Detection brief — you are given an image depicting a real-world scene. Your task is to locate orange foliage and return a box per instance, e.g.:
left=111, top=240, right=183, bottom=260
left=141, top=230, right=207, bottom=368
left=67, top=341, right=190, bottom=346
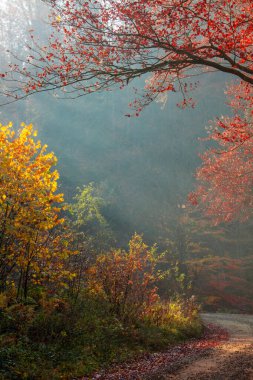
left=87, top=233, right=163, bottom=322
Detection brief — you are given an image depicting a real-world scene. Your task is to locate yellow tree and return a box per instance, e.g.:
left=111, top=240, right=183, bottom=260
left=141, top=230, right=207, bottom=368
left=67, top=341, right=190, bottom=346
left=0, top=122, right=76, bottom=299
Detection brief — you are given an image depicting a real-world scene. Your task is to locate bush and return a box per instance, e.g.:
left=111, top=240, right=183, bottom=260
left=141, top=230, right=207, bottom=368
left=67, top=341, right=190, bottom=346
left=143, top=296, right=202, bottom=337
left=0, top=293, right=143, bottom=379
left=87, top=233, right=164, bottom=322
left=0, top=289, right=202, bottom=379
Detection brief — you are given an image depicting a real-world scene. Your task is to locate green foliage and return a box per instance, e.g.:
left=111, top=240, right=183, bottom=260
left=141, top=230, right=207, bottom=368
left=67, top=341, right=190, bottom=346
left=71, top=183, right=107, bottom=227
left=0, top=291, right=201, bottom=380
left=67, top=183, right=115, bottom=297
left=70, top=182, right=114, bottom=253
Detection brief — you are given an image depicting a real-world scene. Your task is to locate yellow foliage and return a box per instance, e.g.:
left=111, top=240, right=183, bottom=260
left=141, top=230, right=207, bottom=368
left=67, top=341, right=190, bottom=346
left=145, top=296, right=200, bottom=329
left=0, top=122, right=76, bottom=298
left=0, top=293, right=8, bottom=308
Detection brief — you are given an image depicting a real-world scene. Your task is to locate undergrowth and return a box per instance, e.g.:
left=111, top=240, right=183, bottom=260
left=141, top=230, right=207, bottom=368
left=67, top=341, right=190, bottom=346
left=0, top=292, right=202, bottom=380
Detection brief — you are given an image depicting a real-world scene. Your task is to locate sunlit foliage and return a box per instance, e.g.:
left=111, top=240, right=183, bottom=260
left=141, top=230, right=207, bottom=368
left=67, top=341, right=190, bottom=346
left=0, top=122, right=76, bottom=299
left=88, top=233, right=164, bottom=322
left=190, top=82, right=253, bottom=223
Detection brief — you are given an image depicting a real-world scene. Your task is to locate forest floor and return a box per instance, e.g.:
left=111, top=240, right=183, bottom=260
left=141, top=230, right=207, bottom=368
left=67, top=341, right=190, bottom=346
left=82, top=313, right=253, bottom=380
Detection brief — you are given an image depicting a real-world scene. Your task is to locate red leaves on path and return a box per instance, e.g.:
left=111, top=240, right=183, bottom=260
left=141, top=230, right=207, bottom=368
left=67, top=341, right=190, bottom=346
left=81, top=324, right=228, bottom=380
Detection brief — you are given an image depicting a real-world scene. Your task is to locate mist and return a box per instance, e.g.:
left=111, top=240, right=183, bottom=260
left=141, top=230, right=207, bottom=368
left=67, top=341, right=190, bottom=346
left=0, top=0, right=252, bottom=313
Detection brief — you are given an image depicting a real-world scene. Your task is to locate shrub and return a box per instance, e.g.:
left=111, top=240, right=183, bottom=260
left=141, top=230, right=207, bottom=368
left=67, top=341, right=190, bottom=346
left=143, top=296, right=202, bottom=337
left=87, top=233, right=164, bottom=322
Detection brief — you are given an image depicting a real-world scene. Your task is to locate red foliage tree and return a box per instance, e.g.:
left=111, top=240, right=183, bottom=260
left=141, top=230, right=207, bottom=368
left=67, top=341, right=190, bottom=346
left=189, top=82, right=253, bottom=224
left=1, top=0, right=252, bottom=222
left=1, top=0, right=252, bottom=108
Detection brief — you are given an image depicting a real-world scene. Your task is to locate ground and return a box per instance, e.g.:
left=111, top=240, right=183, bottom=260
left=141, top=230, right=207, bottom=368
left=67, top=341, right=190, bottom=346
left=166, top=313, right=253, bottom=380
left=82, top=313, right=253, bottom=379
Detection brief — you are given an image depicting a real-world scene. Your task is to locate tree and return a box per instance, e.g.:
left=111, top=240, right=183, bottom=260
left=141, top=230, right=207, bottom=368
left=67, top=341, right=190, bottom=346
left=70, top=183, right=113, bottom=250
left=0, top=122, right=76, bottom=299
left=188, top=255, right=253, bottom=313
left=0, top=0, right=252, bottom=108
left=189, top=82, right=253, bottom=224
left=67, top=183, right=114, bottom=296
left=0, top=0, right=252, bottom=222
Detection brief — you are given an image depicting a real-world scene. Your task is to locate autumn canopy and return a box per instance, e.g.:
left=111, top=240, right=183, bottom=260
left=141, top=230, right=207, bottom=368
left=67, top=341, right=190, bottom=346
left=0, top=0, right=252, bottom=223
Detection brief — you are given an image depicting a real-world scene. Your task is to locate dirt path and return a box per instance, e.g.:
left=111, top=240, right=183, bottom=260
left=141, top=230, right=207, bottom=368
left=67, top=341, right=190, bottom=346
left=165, top=313, right=253, bottom=380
